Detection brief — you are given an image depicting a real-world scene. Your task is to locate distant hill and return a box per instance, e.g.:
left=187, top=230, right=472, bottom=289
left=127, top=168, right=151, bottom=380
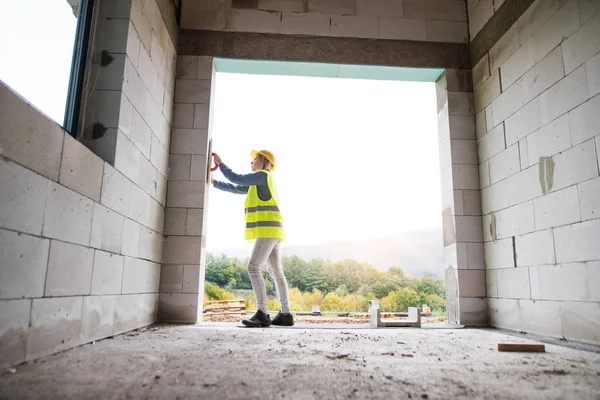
left=207, top=227, right=446, bottom=278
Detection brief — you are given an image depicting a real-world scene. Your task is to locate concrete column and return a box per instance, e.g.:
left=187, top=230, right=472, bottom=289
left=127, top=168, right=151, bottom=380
left=436, top=70, right=487, bottom=326
left=158, top=56, right=214, bottom=323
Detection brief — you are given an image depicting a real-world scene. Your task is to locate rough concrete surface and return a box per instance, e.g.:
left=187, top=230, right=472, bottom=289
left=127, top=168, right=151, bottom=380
left=1, top=324, right=600, bottom=399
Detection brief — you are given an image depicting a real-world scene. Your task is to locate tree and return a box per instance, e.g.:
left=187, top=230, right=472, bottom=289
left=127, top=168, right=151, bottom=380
left=321, top=292, right=341, bottom=311
left=395, top=287, right=420, bottom=312
left=380, top=292, right=398, bottom=312
left=370, top=279, right=399, bottom=299
left=417, top=276, right=446, bottom=299
left=423, top=294, right=446, bottom=313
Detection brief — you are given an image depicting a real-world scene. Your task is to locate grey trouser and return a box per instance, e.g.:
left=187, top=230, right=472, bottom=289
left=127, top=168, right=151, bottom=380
left=247, top=238, right=291, bottom=314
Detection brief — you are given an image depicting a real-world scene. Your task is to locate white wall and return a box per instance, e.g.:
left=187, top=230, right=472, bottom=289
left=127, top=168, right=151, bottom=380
left=472, top=0, right=600, bottom=344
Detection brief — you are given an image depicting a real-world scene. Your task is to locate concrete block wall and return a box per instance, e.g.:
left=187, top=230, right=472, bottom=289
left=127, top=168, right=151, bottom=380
left=437, top=70, right=487, bottom=326
left=0, top=0, right=177, bottom=368
left=467, top=0, right=505, bottom=38
left=158, top=56, right=213, bottom=323
left=471, top=0, right=600, bottom=344
left=181, top=0, right=469, bottom=43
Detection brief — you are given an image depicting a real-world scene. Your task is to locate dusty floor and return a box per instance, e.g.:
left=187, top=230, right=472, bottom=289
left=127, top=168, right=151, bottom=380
left=1, top=324, right=600, bottom=399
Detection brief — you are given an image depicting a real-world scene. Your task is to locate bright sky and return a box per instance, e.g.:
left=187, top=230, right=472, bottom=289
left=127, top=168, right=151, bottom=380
left=207, top=73, right=442, bottom=252
left=0, top=0, right=77, bottom=124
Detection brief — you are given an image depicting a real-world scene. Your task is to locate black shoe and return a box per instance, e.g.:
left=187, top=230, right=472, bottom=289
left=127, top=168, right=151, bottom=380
left=242, top=310, right=271, bottom=327
left=271, top=311, right=294, bottom=326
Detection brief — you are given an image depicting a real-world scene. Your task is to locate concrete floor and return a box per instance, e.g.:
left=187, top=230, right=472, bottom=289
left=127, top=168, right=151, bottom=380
left=1, top=324, right=600, bottom=399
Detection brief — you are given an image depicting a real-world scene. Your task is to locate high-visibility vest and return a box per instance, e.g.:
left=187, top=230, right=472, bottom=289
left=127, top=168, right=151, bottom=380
left=244, top=170, right=285, bottom=241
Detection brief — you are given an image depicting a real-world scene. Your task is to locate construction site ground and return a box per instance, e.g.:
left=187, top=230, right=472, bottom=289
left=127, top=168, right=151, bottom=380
left=1, top=324, right=599, bottom=399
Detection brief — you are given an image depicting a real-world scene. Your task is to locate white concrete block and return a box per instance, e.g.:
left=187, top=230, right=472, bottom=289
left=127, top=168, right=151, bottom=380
left=0, top=158, right=49, bottom=236
left=479, top=160, right=491, bottom=188
left=0, top=83, right=64, bottom=182
left=356, top=0, right=402, bottom=16
left=404, top=0, right=467, bottom=22
left=100, top=163, right=131, bottom=216
left=0, top=299, right=30, bottom=367
left=170, top=129, right=209, bottom=155
left=147, top=198, right=164, bottom=234
left=518, top=299, right=563, bottom=338
left=183, top=264, right=201, bottom=293
left=59, top=135, right=104, bottom=203
left=585, top=52, right=600, bottom=97
left=160, top=264, right=183, bottom=293
left=139, top=293, right=159, bottom=325
left=455, top=216, right=483, bottom=242
left=452, top=165, right=480, bottom=190
left=467, top=242, right=485, bottom=269
left=561, top=301, right=600, bottom=344
left=485, top=105, right=495, bottom=132
left=194, top=104, right=210, bottom=130
left=281, top=12, right=330, bottom=36
left=378, top=17, right=426, bottom=41
left=500, top=39, right=536, bottom=91
left=483, top=165, right=542, bottom=213
left=449, top=115, right=476, bottom=141
left=484, top=238, right=514, bottom=269
left=123, top=58, right=145, bottom=111
left=540, top=66, right=590, bottom=125
left=515, top=229, right=556, bottom=267
left=131, top=0, right=152, bottom=52
left=486, top=269, right=498, bottom=297
left=90, top=203, right=124, bottom=253
left=174, top=79, right=211, bottom=104
left=172, top=103, right=194, bottom=129
left=150, top=134, right=169, bottom=177
left=578, top=176, right=600, bottom=221
left=475, top=110, right=486, bottom=139
left=259, top=0, right=303, bottom=12
left=493, top=201, right=536, bottom=239
left=45, top=241, right=94, bottom=297
left=462, top=190, right=482, bottom=216
left=176, top=56, right=197, bottom=79
left=180, top=0, right=230, bottom=30
left=43, top=182, right=94, bottom=246
left=527, top=114, right=572, bottom=166
left=167, top=181, right=206, bottom=208
left=144, top=0, right=164, bottom=45
left=457, top=269, right=486, bottom=297
left=496, top=267, right=531, bottom=299
left=438, top=116, right=450, bottom=147
left=157, top=172, right=167, bottom=206
left=488, top=298, right=520, bottom=331
left=162, top=236, right=203, bottom=265
left=190, top=154, right=209, bottom=181
left=555, top=218, right=600, bottom=262
left=113, top=294, right=141, bottom=334
left=505, top=98, right=542, bottom=146
left=489, top=143, right=520, bottom=184
left=561, top=10, right=600, bottom=74
left=448, top=92, right=475, bottom=116
left=531, top=0, right=580, bottom=63
left=164, top=208, right=187, bottom=236
left=128, top=184, right=152, bottom=227
left=491, top=79, right=525, bottom=126
left=0, top=229, right=49, bottom=299
left=426, top=20, right=468, bottom=43
left=536, top=184, right=582, bottom=230
left=468, top=0, right=493, bottom=37
left=530, top=262, right=600, bottom=302
left=27, top=297, right=83, bottom=361
left=307, top=0, right=354, bottom=14
left=474, top=70, right=501, bottom=114
left=138, top=227, right=162, bottom=263
left=551, top=139, right=598, bottom=192
left=473, top=55, right=490, bottom=91
left=91, top=250, right=124, bottom=295
left=231, top=9, right=282, bottom=34
left=168, top=154, right=191, bottom=181
left=158, top=293, right=199, bottom=323
left=119, top=93, right=134, bottom=139
left=122, top=257, right=160, bottom=294
left=81, top=295, right=116, bottom=342
left=130, top=108, right=153, bottom=160
left=331, top=15, right=378, bottom=38
left=489, top=24, right=520, bottom=72
left=439, top=140, right=451, bottom=170
left=186, top=209, right=206, bottom=236
left=126, top=22, right=141, bottom=69
left=121, top=218, right=141, bottom=257
left=569, top=94, right=600, bottom=146
left=518, top=0, right=562, bottom=43
left=522, top=46, right=566, bottom=102
left=519, top=139, right=529, bottom=169
left=458, top=297, right=488, bottom=326
left=494, top=0, right=506, bottom=10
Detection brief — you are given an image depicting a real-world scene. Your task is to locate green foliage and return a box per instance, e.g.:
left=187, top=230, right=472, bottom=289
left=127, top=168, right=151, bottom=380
left=203, top=252, right=446, bottom=313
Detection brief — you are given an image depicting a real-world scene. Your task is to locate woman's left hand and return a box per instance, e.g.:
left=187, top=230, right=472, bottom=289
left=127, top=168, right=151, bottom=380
left=213, top=154, right=222, bottom=166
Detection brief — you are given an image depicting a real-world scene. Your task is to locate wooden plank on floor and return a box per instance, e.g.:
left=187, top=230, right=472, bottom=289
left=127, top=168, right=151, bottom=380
left=497, top=343, right=546, bottom=352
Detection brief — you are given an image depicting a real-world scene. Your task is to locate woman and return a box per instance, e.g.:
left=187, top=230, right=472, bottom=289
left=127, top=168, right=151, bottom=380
left=211, top=150, right=294, bottom=327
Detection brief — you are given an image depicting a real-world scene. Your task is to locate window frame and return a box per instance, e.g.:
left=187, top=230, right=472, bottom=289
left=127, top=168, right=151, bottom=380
left=63, top=0, right=95, bottom=138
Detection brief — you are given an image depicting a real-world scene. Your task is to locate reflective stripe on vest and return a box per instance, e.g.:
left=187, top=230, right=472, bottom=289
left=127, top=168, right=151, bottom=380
left=243, top=170, right=285, bottom=241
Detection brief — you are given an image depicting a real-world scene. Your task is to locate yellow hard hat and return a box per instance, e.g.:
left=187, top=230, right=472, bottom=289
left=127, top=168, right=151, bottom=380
left=251, top=149, right=276, bottom=170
